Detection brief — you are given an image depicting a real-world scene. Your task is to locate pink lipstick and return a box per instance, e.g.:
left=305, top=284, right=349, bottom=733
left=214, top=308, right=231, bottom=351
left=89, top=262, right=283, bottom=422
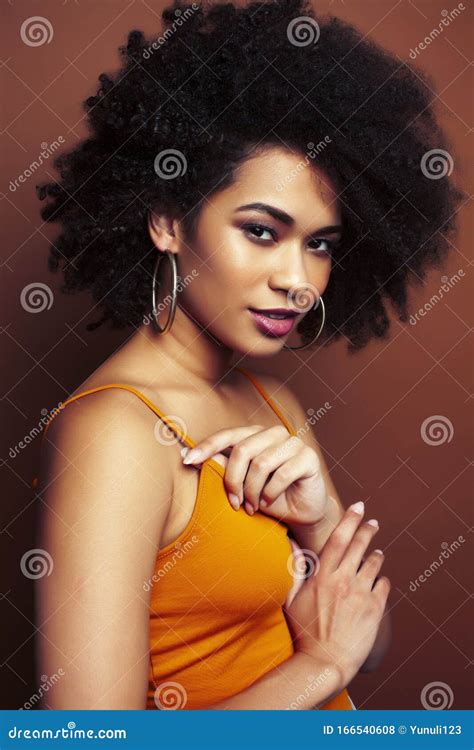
left=248, top=307, right=299, bottom=337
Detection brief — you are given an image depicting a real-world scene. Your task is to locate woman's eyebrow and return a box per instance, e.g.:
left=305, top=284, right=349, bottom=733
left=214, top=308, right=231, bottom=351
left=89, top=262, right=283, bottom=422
left=235, top=202, right=342, bottom=236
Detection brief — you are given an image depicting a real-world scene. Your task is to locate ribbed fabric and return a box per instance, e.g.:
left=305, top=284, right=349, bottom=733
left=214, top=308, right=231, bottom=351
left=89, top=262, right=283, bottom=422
left=32, top=367, right=354, bottom=711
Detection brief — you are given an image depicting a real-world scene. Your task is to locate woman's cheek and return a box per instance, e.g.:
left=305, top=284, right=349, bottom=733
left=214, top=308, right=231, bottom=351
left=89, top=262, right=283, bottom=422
left=284, top=537, right=307, bottom=608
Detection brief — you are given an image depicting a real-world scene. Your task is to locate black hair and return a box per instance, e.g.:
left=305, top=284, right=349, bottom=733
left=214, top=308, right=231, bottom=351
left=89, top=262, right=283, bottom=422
left=36, top=0, right=466, bottom=352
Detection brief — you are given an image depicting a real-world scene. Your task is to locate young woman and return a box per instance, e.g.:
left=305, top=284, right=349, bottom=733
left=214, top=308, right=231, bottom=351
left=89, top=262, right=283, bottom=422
left=33, top=0, right=463, bottom=709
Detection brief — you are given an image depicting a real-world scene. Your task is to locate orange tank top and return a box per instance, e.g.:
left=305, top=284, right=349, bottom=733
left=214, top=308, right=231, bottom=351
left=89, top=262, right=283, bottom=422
left=32, top=367, right=355, bottom=711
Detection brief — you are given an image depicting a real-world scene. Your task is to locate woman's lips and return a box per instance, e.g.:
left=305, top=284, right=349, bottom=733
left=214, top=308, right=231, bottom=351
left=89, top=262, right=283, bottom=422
left=248, top=309, right=298, bottom=337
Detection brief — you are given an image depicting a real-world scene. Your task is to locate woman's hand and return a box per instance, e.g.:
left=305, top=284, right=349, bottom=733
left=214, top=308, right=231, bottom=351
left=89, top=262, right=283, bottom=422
left=284, top=501, right=391, bottom=688
left=182, top=424, right=329, bottom=525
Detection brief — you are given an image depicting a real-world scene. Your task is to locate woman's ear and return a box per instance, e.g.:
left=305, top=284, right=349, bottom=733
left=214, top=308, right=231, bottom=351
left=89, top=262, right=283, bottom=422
left=148, top=211, right=180, bottom=254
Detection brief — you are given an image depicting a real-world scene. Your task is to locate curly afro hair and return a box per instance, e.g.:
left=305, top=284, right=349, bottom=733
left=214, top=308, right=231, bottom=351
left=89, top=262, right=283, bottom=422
left=37, top=0, right=466, bottom=352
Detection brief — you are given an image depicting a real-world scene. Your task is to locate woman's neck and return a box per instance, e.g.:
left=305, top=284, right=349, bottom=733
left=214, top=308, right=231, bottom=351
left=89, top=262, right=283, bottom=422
left=117, top=310, right=237, bottom=391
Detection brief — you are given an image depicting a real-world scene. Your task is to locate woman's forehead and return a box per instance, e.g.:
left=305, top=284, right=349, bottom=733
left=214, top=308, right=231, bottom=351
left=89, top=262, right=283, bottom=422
left=210, top=147, right=341, bottom=224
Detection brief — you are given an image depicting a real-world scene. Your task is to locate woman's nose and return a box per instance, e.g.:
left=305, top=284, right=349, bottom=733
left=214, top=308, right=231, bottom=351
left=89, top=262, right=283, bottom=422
left=268, top=243, right=312, bottom=295
left=268, top=242, right=330, bottom=300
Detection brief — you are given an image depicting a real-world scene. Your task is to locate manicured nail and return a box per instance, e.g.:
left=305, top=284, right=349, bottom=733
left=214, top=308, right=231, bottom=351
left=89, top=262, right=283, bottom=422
left=183, top=448, right=202, bottom=464
left=366, top=519, right=379, bottom=527
left=349, top=501, right=364, bottom=515
left=228, top=493, right=240, bottom=511
left=244, top=501, right=254, bottom=515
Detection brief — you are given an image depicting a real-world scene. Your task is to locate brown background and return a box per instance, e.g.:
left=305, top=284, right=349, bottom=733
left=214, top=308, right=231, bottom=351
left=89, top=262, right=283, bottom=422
left=1, top=0, right=472, bottom=710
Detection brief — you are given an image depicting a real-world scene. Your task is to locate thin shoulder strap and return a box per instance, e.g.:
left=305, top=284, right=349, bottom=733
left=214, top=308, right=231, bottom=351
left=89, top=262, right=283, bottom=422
left=40, top=383, right=196, bottom=448
left=31, top=383, right=203, bottom=490
left=235, top=367, right=296, bottom=436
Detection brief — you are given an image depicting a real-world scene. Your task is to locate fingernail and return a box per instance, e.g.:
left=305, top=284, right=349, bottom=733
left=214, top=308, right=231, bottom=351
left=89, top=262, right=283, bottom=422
left=349, top=501, right=365, bottom=515
left=228, top=493, right=240, bottom=511
left=183, top=448, right=202, bottom=464
left=259, top=499, right=268, bottom=508
left=366, top=519, right=379, bottom=527
left=374, top=549, right=384, bottom=555
left=244, top=501, right=254, bottom=515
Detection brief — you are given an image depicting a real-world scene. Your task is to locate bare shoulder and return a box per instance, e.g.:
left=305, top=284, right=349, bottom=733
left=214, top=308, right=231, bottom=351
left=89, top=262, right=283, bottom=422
left=40, top=383, right=177, bottom=516
left=43, top=381, right=173, bottom=462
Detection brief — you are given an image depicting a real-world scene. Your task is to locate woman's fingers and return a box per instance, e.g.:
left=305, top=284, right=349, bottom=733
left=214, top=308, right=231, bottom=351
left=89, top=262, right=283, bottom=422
left=182, top=424, right=292, bottom=513
left=372, top=575, right=391, bottom=609
left=182, top=424, right=319, bottom=518
left=224, top=425, right=289, bottom=511
left=258, top=445, right=320, bottom=507
left=319, top=501, right=366, bottom=574
left=182, top=425, right=263, bottom=464
left=338, top=518, right=380, bottom=576
left=241, top=435, right=302, bottom=510
left=357, top=548, right=385, bottom=591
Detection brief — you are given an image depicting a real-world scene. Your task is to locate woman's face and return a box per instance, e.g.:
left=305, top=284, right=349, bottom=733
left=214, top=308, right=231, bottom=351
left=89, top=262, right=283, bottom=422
left=153, top=145, right=342, bottom=356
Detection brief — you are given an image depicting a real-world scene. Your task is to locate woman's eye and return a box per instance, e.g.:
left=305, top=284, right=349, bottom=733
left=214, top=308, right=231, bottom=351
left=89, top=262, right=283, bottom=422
left=308, top=238, right=335, bottom=256
left=242, top=224, right=275, bottom=242
left=242, top=224, right=337, bottom=256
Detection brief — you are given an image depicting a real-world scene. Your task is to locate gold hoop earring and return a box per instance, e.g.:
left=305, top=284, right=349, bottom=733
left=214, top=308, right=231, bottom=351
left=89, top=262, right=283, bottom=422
left=151, top=250, right=177, bottom=334
left=282, top=295, right=326, bottom=351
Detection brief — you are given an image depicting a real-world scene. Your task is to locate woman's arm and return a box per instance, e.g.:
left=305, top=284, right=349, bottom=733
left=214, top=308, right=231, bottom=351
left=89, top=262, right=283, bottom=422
left=206, top=652, right=343, bottom=710
left=35, top=389, right=174, bottom=709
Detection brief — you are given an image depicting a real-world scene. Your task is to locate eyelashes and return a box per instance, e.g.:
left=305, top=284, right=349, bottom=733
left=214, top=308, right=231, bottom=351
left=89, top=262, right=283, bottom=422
left=241, top=223, right=338, bottom=256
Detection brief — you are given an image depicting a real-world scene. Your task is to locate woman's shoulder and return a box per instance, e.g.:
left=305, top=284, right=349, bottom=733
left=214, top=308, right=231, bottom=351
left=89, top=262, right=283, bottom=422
left=50, top=375, right=153, bottom=442
left=63, top=355, right=169, bottom=426
left=38, top=377, right=176, bottom=548
left=42, top=361, right=179, bottom=494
